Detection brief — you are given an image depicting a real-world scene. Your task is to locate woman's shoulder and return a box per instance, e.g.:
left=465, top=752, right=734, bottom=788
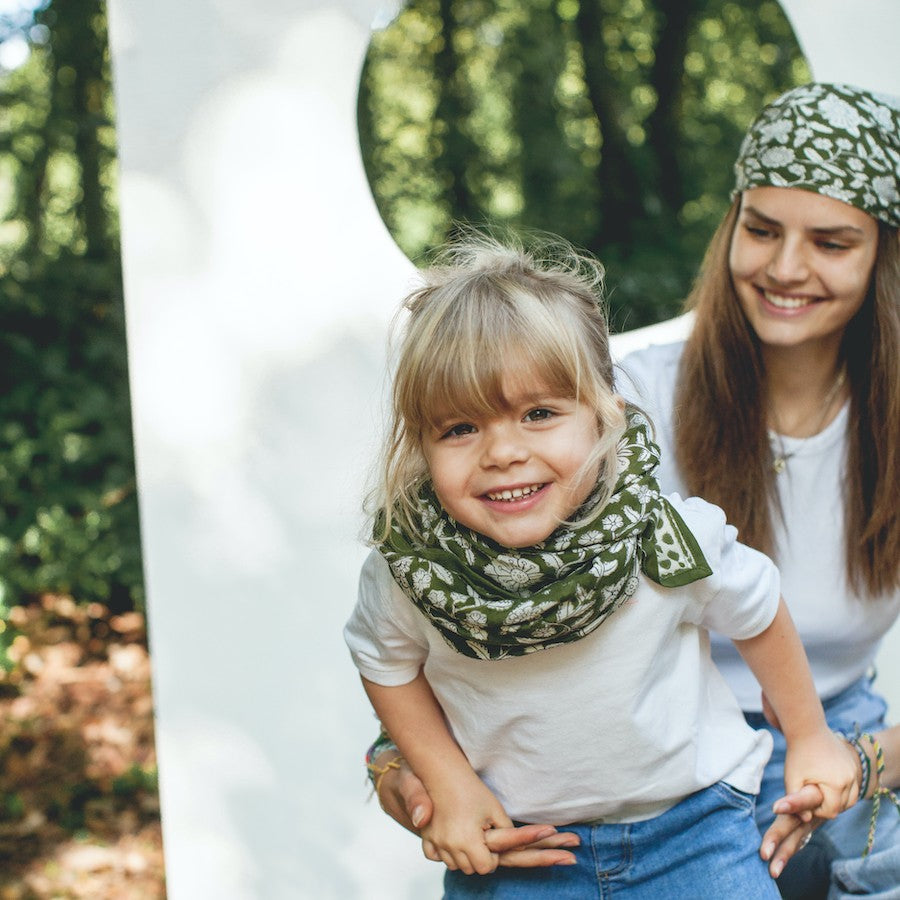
left=618, top=339, right=684, bottom=377
left=616, top=340, right=685, bottom=428
left=616, top=340, right=684, bottom=403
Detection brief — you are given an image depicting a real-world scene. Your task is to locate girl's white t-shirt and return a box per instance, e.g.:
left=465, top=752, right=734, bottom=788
left=617, top=340, right=900, bottom=711
left=345, top=494, right=778, bottom=825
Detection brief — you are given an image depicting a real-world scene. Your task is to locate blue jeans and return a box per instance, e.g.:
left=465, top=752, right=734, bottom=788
left=443, top=782, right=779, bottom=899
left=746, top=674, right=900, bottom=899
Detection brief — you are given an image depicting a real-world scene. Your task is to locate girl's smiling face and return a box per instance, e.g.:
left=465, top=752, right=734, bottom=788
left=421, top=368, right=602, bottom=548
left=729, top=187, right=878, bottom=355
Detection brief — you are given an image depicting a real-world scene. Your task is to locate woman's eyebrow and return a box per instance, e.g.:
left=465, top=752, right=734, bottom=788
left=808, top=224, right=867, bottom=237
left=742, top=205, right=780, bottom=226
left=743, top=204, right=866, bottom=237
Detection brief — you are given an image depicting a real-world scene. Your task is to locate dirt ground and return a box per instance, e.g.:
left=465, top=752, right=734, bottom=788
left=0, top=595, right=165, bottom=898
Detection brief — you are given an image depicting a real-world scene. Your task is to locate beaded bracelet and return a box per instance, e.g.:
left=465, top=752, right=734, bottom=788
left=858, top=732, right=900, bottom=858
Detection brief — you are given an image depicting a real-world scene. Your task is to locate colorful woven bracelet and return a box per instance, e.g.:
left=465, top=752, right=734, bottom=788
left=366, top=756, right=405, bottom=803
left=365, top=727, right=400, bottom=791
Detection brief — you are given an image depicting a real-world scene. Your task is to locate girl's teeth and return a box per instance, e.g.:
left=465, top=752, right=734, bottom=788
left=488, top=484, right=542, bottom=501
left=764, top=290, right=813, bottom=309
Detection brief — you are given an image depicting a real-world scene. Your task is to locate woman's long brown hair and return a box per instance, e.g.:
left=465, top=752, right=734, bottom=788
left=674, top=200, right=900, bottom=596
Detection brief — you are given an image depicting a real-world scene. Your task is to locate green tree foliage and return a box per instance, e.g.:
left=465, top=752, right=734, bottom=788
left=0, top=0, right=143, bottom=661
left=358, top=0, right=811, bottom=329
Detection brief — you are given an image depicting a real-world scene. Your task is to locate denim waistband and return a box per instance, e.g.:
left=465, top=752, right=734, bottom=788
left=821, top=670, right=875, bottom=708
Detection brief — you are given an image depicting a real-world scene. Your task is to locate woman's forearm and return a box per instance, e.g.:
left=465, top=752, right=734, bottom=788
left=872, top=724, right=900, bottom=792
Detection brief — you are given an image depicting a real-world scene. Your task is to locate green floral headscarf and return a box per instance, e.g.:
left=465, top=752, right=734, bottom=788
left=378, top=408, right=712, bottom=660
left=734, top=82, right=900, bottom=227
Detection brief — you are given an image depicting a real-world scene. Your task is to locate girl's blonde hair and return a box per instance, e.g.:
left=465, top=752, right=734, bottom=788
left=675, top=200, right=900, bottom=595
left=371, top=231, right=625, bottom=542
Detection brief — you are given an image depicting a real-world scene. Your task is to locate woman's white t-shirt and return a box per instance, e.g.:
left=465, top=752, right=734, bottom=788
left=617, top=340, right=900, bottom=711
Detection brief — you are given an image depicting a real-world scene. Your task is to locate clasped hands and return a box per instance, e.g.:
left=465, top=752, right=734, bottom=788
left=374, top=735, right=859, bottom=879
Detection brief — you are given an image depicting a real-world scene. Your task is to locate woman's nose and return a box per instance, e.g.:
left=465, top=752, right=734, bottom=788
left=766, top=237, right=809, bottom=284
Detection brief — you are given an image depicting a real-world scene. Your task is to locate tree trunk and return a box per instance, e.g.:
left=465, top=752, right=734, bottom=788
left=574, top=0, right=646, bottom=247
left=645, top=0, right=699, bottom=213
left=509, top=1, right=582, bottom=235
left=433, top=0, right=477, bottom=224
left=41, top=0, right=111, bottom=260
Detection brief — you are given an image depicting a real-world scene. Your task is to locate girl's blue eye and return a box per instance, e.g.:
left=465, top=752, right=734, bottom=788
left=524, top=408, right=553, bottom=422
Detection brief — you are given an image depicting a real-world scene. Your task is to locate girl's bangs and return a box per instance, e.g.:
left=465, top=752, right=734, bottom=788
left=411, top=332, right=582, bottom=432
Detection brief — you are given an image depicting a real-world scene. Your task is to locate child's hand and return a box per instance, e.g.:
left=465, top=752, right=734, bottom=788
left=783, top=729, right=860, bottom=820
left=419, top=770, right=513, bottom=875
left=760, top=784, right=823, bottom=878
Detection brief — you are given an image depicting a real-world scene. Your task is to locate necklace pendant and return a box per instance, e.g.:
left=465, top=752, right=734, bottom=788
left=772, top=456, right=788, bottom=474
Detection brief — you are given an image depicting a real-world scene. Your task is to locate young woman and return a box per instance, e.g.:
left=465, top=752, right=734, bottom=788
left=365, top=83, right=900, bottom=897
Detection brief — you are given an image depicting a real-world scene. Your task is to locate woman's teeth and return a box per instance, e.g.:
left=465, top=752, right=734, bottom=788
left=763, top=290, right=814, bottom=309
left=486, top=484, right=543, bottom=501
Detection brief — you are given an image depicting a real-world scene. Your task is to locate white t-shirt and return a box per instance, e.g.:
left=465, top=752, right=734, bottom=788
left=345, top=494, right=777, bottom=825
left=617, top=340, right=900, bottom=711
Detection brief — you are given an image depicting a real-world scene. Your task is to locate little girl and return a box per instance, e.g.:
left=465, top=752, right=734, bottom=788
left=344, top=234, right=858, bottom=897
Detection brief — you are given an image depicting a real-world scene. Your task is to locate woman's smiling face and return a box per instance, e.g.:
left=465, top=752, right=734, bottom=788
left=729, top=186, right=878, bottom=355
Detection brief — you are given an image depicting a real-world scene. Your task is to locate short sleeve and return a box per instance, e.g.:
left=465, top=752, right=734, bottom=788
left=343, top=550, right=428, bottom=687
left=674, top=494, right=781, bottom=640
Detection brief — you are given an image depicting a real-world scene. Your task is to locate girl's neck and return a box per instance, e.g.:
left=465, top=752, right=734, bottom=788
left=762, top=342, right=847, bottom=438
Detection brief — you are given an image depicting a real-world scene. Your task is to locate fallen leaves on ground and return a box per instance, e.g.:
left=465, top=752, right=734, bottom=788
left=0, top=594, right=165, bottom=898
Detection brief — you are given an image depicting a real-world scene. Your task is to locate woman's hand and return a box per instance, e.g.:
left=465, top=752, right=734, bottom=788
left=484, top=827, right=579, bottom=867
left=760, top=784, right=824, bottom=878
left=373, top=749, right=433, bottom=832
left=374, top=751, right=579, bottom=867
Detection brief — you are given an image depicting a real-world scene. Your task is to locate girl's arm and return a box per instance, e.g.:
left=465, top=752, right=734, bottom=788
left=732, top=598, right=860, bottom=821
left=369, top=746, right=579, bottom=865
left=362, top=671, right=513, bottom=875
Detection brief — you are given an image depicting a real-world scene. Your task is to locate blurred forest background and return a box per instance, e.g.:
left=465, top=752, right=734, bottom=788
left=0, top=0, right=140, bottom=660
left=1, top=1, right=162, bottom=895
left=359, top=0, right=809, bottom=329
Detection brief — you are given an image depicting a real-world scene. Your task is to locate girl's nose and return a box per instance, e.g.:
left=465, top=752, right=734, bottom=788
left=480, top=424, right=528, bottom=468
left=766, top=237, right=809, bottom=284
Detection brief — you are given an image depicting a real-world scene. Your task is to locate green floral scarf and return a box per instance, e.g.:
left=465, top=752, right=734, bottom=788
left=378, top=408, right=712, bottom=660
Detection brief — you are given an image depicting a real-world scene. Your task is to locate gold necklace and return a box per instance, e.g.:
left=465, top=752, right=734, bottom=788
left=771, top=369, right=847, bottom=475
